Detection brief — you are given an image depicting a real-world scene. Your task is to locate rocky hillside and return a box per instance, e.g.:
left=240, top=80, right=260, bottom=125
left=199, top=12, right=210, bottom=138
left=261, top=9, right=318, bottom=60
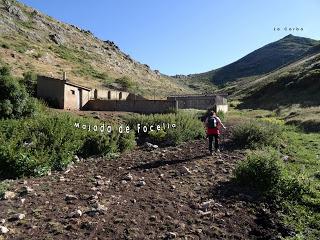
left=186, top=34, right=319, bottom=85
left=0, top=0, right=194, bottom=97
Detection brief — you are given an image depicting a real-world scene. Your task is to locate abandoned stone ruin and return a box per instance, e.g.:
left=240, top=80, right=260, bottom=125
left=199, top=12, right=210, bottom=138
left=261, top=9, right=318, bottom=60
left=37, top=74, right=228, bottom=114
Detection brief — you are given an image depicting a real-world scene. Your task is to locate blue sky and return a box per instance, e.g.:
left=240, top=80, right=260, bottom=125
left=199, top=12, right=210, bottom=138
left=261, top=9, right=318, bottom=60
left=19, top=0, right=320, bottom=75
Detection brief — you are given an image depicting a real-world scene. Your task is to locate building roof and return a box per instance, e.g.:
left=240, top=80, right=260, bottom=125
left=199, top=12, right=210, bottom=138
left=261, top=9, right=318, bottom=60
left=64, top=80, right=91, bottom=91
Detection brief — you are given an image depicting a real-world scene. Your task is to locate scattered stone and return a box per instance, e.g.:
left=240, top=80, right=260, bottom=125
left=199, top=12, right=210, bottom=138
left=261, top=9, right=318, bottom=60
left=65, top=194, right=78, bottom=201
left=181, top=166, right=192, bottom=175
left=74, top=155, right=80, bottom=162
left=144, top=142, right=158, bottom=150
left=0, top=225, right=9, bottom=234
left=20, top=186, right=34, bottom=195
left=3, top=191, right=16, bottom=200
left=149, top=215, right=157, bottom=221
left=122, top=173, right=133, bottom=181
left=21, top=198, right=25, bottom=204
left=8, top=213, right=25, bottom=222
left=198, top=210, right=212, bottom=216
left=68, top=210, right=82, bottom=218
left=121, top=180, right=127, bottom=184
left=165, top=232, right=177, bottom=239
left=49, top=33, right=65, bottom=45
left=59, top=176, right=66, bottom=182
left=282, top=155, right=289, bottom=162
left=95, top=175, right=103, bottom=180
left=0, top=219, right=5, bottom=224
left=135, top=180, right=146, bottom=187
left=96, top=180, right=105, bottom=186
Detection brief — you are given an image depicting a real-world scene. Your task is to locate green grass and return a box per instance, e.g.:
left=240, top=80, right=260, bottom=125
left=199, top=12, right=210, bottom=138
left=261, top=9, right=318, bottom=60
left=231, top=112, right=320, bottom=239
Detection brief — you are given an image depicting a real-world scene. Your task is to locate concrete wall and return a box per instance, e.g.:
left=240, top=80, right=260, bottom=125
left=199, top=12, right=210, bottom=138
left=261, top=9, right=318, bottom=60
left=94, top=89, right=130, bottom=100
left=37, top=76, right=65, bottom=108
left=167, top=95, right=228, bottom=111
left=80, top=89, right=91, bottom=109
left=216, top=104, right=228, bottom=113
left=64, top=84, right=80, bottom=110
left=167, top=96, right=215, bottom=110
left=84, top=99, right=177, bottom=114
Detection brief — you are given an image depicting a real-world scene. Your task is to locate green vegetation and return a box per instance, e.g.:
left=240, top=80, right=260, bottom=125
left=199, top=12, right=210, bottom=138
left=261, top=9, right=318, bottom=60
left=0, top=66, right=39, bottom=119
left=234, top=148, right=308, bottom=201
left=125, top=112, right=206, bottom=146
left=231, top=119, right=284, bottom=149
left=0, top=68, right=136, bottom=179
left=231, top=111, right=320, bottom=239
left=22, top=71, right=37, bottom=96
left=115, top=76, right=135, bottom=91
left=0, top=113, right=135, bottom=178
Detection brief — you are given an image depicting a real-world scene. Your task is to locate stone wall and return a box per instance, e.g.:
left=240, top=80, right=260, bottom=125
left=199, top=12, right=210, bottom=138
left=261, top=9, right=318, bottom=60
left=84, top=99, right=177, bottom=114
left=167, top=95, right=228, bottom=112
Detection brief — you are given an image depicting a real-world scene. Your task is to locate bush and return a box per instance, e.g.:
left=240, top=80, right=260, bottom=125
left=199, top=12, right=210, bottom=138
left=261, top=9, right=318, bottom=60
left=22, top=71, right=37, bottom=96
left=0, top=66, right=38, bottom=119
left=0, top=113, right=136, bottom=178
left=115, top=76, right=134, bottom=90
left=231, top=119, right=284, bottom=149
left=125, top=112, right=205, bottom=146
left=234, top=148, right=309, bottom=200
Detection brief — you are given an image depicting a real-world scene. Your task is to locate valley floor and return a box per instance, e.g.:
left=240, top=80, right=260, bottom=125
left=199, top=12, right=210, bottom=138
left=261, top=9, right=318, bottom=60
left=0, top=138, right=288, bottom=240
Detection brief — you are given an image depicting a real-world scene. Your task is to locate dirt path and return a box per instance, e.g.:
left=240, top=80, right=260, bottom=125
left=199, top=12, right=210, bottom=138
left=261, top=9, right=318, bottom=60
left=0, top=139, right=285, bottom=239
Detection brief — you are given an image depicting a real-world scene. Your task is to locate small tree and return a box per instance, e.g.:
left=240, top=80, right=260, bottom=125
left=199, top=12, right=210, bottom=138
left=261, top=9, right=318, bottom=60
left=0, top=66, right=37, bottom=119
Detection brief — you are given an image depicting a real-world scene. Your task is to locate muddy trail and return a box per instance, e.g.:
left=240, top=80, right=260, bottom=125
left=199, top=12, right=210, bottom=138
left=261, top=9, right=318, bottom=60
left=0, top=137, right=289, bottom=240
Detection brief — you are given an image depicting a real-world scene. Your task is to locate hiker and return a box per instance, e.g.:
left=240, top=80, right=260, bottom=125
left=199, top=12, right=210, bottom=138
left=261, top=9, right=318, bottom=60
left=205, top=111, right=226, bottom=155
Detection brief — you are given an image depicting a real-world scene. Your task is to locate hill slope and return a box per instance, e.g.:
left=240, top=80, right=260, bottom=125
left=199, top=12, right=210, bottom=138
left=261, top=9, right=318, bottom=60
left=188, top=35, right=319, bottom=85
left=0, top=0, right=194, bottom=97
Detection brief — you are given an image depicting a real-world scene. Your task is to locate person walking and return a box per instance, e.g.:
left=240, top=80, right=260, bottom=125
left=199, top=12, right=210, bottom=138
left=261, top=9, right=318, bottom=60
left=205, top=111, right=226, bottom=155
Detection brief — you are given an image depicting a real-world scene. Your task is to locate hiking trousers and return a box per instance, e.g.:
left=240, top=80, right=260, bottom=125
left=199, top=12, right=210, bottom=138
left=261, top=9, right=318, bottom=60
left=208, top=134, right=219, bottom=152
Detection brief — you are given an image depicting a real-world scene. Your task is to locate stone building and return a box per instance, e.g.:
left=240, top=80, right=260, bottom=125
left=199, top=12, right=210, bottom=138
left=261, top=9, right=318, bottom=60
left=37, top=74, right=132, bottom=110
left=37, top=75, right=91, bottom=110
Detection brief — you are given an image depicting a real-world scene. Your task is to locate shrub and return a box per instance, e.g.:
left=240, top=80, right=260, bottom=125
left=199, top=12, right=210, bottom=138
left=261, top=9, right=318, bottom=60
left=234, top=148, right=309, bottom=200
left=125, top=112, right=205, bottom=146
left=22, top=71, right=37, bottom=96
left=234, top=148, right=284, bottom=193
left=0, top=113, right=136, bottom=178
left=0, top=66, right=38, bottom=119
left=231, top=119, right=284, bottom=149
left=115, top=76, right=135, bottom=90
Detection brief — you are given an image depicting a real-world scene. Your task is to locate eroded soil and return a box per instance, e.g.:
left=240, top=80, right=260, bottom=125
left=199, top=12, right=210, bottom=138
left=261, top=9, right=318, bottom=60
left=0, top=139, right=287, bottom=239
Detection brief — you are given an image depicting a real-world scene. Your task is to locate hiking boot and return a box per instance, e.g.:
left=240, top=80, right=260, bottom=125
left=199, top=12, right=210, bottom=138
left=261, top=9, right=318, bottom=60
left=209, top=151, right=214, bottom=156
left=216, top=149, right=220, bottom=153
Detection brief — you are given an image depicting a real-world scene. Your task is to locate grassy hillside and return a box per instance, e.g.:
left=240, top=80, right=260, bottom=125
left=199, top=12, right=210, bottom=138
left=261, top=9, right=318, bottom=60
left=0, top=0, right=195, bottom=97
left=188, top=35, right=319, bottom=85
left=220, top=47, right=320, bottom=132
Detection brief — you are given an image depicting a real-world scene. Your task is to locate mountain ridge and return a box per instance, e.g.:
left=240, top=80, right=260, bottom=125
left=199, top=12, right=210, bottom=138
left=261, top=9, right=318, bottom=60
left=183, top=34, right=319, bottom=85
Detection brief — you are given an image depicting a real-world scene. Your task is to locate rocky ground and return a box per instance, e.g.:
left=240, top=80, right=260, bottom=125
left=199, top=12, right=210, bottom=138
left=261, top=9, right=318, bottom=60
left=0, top=138, right=288, bottom=240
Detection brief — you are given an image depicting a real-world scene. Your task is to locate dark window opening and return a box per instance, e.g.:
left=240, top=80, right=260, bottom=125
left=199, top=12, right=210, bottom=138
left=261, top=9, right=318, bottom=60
left=108, top=91, right=111, bottom=99
left=71, top=90, right=75, bottom=95
left=119, top=92, right=123, bottom=100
